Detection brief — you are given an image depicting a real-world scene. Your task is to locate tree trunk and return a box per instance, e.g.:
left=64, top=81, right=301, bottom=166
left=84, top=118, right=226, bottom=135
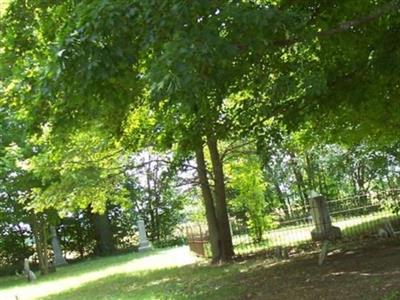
left=154, top=165, right=161, bottom=241
left=263, top=163, right=290, bottom=217
left=90, top=210, right=115, bottom=256
left=146, top=165, right=156, bottom=241
left=305, top=152, right=316, bottom=191
left=206, top=136, right=234, bottom=261
left=195, top=147, right=221, bottom=262
left=31, top=214, right=49, bottom=275
left=154, top=195, right=161, bottom=241
left=316, top=166, right=326, bottom=196
left=289, top=152, right=309, bottom=214
left=75, top=219, right=85, bottom=259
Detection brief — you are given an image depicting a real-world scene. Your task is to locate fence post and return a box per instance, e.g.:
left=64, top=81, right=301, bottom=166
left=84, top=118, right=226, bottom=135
left=309, top=191, right=341, bottom=265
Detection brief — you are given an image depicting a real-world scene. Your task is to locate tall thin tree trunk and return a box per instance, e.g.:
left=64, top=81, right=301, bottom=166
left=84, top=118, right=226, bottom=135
left=317, top=167, right=325, bottom=196
left=264, top=163, right=290, bottom=217
left=289, top=152, right=309, bottom=214
left=305, top=152, right=316, bottom=191
left=154, top=193, right=161, bottom=241
left=195, top=147, right=221, bottom=262
left=31, top=214, right=49, bottom=275
left=145, top=165, right=156, bottom=240
left=206, top=136, right=234, bottom=261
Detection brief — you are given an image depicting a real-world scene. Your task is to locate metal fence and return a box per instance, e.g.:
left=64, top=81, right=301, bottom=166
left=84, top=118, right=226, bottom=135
left=186, top=189, right=400, bottom=258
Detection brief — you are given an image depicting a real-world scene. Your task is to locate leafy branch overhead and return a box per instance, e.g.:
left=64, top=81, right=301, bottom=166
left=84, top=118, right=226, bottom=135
left=0, top=0, right=399, bottom=264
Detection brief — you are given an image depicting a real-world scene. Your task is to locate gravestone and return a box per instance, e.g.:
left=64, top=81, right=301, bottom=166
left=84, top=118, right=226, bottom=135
left=50, top=226, right=68, bottom=266
left=137, top=219, right=151, bottom=252
left=23, top=258, right=36, bottom=282
left=309, top=191, right=341, bottom=265
left=309, top=192, right=341, bottom=242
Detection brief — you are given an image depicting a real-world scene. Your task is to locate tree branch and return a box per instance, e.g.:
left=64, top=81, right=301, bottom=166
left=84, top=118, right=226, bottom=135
left=220, top=140, right=254, bottom=162
left=275, top=1, right=400, bottom=46
left=318, top=1, right=399, bottom=37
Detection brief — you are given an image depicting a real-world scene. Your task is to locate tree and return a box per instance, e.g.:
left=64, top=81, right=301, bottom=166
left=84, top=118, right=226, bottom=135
left=2, top=0, right=400, bottom=264
left=125, top=152, right=186, bottom=245
left=227, top=149, right=273, bottom=242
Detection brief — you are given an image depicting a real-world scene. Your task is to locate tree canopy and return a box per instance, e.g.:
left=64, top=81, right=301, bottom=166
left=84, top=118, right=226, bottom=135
left=1, top=0, right=399, bottom=264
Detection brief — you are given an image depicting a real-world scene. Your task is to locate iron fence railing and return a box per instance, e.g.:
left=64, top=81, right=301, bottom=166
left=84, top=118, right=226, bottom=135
left=185, top=189, right=400, bottom=258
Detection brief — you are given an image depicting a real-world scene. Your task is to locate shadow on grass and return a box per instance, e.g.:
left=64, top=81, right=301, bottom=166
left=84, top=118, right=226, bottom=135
left=39, top=241, right=400, bottom=300
left=7, top=241, right=400, bottom=300
left=41, top=262, right=249, bottom=300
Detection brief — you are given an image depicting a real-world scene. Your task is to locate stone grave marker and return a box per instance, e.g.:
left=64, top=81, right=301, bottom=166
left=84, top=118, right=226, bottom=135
left=50, top=226, right=68, bottom=266
left=309, top=191, right=341, bottom=265
left=137, top=219, right=151, bottom=252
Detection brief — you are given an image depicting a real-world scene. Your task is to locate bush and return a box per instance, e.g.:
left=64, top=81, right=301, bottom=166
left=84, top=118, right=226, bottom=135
left=0, top=224, right=35, bottom=274
left=152, top=237, right=187, bottom=249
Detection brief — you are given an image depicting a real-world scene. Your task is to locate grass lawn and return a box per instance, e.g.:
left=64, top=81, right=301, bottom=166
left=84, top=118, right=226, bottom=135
left=0, top=247, right=201, bottom=300
left=2, top=241, right=400, bottom=300
left=1, top=214, right=400, bottom=299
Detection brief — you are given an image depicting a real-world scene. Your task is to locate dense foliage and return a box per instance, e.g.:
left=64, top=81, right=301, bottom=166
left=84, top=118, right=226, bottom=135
left=0, top=0, right=399, bottom=269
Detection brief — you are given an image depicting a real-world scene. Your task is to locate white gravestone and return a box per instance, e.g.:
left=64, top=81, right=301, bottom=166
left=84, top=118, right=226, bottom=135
left=137, top=219, right=151, bottom=252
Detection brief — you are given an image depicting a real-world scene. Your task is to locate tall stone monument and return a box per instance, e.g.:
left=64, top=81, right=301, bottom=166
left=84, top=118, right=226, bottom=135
left=137, top=219, right=151, bottom=252
left=50, top=226, right=68, bottom=266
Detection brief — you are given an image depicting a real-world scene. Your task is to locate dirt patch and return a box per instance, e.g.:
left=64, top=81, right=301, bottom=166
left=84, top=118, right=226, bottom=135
left=238, top=239, right=400, bottom=300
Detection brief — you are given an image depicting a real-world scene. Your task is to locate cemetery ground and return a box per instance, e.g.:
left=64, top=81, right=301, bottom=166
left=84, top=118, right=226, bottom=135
left=1, top=240, right=400, bottom=300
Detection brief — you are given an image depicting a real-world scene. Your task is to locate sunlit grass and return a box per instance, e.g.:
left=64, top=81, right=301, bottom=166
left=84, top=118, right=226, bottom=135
left=40, top=261, right=251, bottom=300
left=0, top=247, right=198, bottom=300
left=1, top=213, right=398, bottom=299
left=0, top=246, right=257, bottom=300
